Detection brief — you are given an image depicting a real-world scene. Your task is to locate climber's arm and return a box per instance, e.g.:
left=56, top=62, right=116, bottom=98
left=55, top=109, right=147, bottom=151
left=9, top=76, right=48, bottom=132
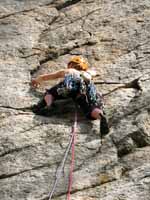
left=31, top=69, right=68, bottom=88
left=87, top=69, right=100, bottom=78
left=36, top=70, right=66, bottom=81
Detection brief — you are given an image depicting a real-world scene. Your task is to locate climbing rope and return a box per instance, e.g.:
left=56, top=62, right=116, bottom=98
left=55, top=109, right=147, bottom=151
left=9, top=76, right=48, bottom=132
left=67, top=111, right=77, bottom=200
left=48, top=110, right=77, bottom=200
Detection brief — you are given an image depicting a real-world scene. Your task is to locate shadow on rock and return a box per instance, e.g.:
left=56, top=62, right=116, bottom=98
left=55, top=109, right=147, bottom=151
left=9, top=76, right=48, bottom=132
left=29, top=87, right=97, bottom=140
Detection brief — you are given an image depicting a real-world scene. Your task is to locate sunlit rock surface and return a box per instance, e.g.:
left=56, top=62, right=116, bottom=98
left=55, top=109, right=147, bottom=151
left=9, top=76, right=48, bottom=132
left=0, top=0, right=150, bottom=199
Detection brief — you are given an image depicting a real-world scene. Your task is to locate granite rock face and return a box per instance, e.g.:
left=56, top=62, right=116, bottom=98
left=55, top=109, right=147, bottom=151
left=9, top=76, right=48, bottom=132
left=0, top=0, right=150, bottom=200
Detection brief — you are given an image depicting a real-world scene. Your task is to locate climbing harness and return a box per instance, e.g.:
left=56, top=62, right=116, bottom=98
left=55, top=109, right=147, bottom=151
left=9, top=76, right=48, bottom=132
left=48, top=110, right=77, bottom=200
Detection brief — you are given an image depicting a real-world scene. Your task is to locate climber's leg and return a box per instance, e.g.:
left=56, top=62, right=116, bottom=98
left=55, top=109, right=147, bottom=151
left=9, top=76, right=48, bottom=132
left=31, top=82, right=66, bottom=116
left=44, top=94, right=54, bottom=107
left=90, top=107, right=103, bottom=119
left=75, top=94, right=109, bottom=137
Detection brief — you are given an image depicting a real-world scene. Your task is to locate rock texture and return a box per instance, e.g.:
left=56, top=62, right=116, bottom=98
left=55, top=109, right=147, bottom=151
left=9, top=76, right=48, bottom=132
left=0, top=0, right=150, bottom=200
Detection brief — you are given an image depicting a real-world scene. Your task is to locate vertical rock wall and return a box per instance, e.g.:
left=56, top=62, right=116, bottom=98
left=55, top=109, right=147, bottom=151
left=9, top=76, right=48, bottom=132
left=0, top=0, right=150, bottom=200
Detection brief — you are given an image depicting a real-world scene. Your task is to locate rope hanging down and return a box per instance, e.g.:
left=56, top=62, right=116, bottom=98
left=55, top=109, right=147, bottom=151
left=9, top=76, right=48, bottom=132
left=67, top=111, right=77, bottom=200
left=48, top=111, right=77, bottom=200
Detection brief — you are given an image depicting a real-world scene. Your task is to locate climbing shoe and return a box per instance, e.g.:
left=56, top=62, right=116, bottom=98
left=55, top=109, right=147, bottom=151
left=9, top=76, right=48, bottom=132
left=34, top=106, right=52, bottom=116
left=31, top=99, right=46, bottom=113
left=100, top=114, right=109, bottom=137
left=31, top=101, right=57, bottom=117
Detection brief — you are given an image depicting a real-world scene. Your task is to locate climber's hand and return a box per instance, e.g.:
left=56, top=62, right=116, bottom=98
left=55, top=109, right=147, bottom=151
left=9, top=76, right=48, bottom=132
left=31, top=79, right=40, bottom=88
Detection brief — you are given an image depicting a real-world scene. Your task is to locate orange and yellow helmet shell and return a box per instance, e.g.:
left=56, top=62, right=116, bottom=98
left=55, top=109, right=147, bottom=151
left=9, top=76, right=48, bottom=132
left=69, top=56, right=88, bottom=71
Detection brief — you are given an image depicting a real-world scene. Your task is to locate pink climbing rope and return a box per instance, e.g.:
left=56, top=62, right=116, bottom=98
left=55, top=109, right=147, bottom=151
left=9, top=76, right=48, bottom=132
left=67, top=111, right=77, bottom=200
left=48, top=110, right=78, bottom=200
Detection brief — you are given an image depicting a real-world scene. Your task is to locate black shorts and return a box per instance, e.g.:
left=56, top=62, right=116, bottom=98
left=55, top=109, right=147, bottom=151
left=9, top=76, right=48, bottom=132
left=46, top=82, right=103, bottom=120
left=74, top=94, right=103, bottom=120
left=46, top=82, right=77, bottom=100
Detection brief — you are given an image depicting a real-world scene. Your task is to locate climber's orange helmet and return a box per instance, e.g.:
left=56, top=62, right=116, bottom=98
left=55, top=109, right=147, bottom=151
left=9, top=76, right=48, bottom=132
left=68, top=56, right=88, bottom=71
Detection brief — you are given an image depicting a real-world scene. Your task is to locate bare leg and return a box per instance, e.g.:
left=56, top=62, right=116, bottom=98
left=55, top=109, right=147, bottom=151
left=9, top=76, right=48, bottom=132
left=91, top=108, right=103, bottom=119
left=44, top=94, right=54, bottom=107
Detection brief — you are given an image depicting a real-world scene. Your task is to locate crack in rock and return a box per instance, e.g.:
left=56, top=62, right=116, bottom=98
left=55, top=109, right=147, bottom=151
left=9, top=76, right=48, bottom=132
left=41, top=178, right=116, bottom=200
left=0, top=105, right=32, bottom=112
left=0, top=8, right=35, bottom=20
left=0, top=0, right=81, bottom=20
left=38, top=40, right=97, bottom=65
left=56, top=0, right=82, bottom=11
left=49, top=7, right=102, bottom=32
left=0, top=164, right=51, bottom=180
left=0, top=145, right=34, bottom=158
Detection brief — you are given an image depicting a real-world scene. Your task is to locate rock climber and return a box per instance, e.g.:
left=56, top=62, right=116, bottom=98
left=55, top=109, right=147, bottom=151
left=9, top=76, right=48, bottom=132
left=31, top=56, right=109, bottom=136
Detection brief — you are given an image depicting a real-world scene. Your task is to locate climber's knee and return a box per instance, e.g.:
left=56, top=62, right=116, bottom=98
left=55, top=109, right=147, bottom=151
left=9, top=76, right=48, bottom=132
left=44, top=94, right=54, bottom=107
left=90, top=108, right=103, bottom=120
